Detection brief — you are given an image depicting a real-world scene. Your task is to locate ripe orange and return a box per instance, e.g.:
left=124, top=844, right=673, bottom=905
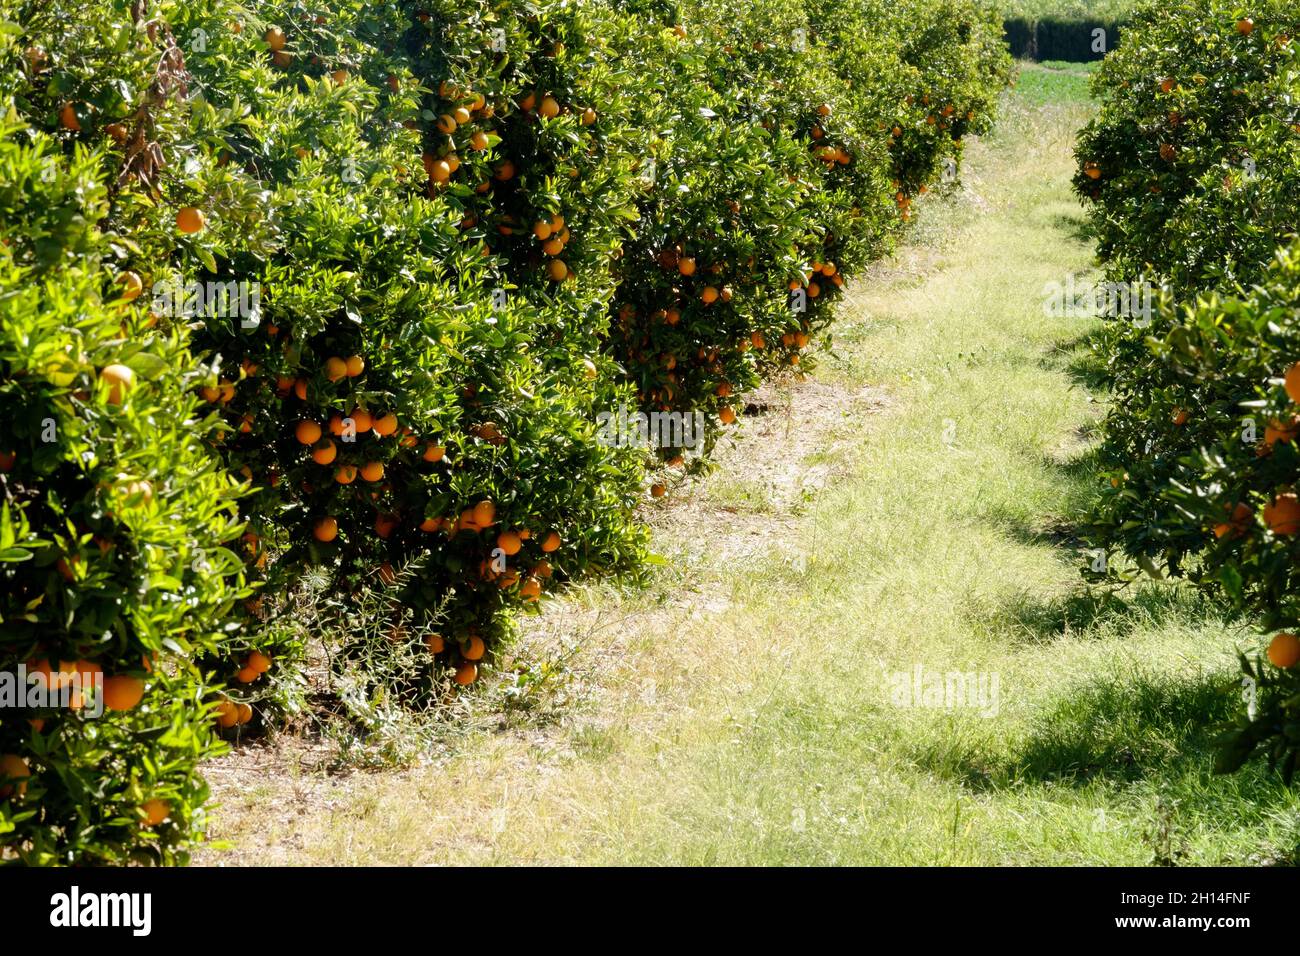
left=1171, top=407, right=1189, bottom=426
left=543, top=237, right=564, bottom=256
left=334, top=465, right=357, bottom=485
left=539, top=96, right=560, bottom=118
left=540, top=531, right=560, bottom=553
left=520, top=577, right=542, bottom=601
left=464, top=635, right=486, bottom=660
left=581, top=107, right=597, bottom=125
left=453, top=106, right=471, bottom=125
left=428, top=633, right=446, bottom=653
left=248, top=651, right=272, bottom=673
left=141, top=798, right=170, bottom=827
left=0, top=754, right=31, bottom=799
left=311, top=440, right=337, bottom=465
left=423, top=443, right=445, bottom=462
left=176, top=206, right=206, bottom=234
left=719, top=406, right=736, bottom=425
left=473, top=499, right=496, bottom=526
left=678, top=256, right=697, bottom=276
left=236, top=666, right=258, bottom=683
left=454, top=662, right=478, bottom=686
left=99, top=364, right=135, bottom=404
left=116, top=271, right=143, bottom=301
left=1284, top=362, right=1300, bottom=404
left=265, top=26, right=286, bottom=50
left=533, top=221, right=552, bottom=240
left=324, top=356, right=348, bottom=381
left=1263, top=493, right=1300, bottom=535
left=470, top=130, right=490, bottom=151
left=1236, top=17, right=1254, bottom=34
left=313, top=516, right=339, bottom=541
left=293, top=378, right=308, bottom=400
left=651, top=483, right=666, bottom=498
left=236, top=703, right=253, bottom=724
left=436, top=113, right=457, bottom=134
left=429, top=159, right=452, bottom=183
left=360, top=461, right=385, bottom=482
left=295, top=420, right=322, bottom=445
left=497, top=530, right=522, bottom=555
left=102, top=675, right=145, bottom=711
left=701, top=286, right=719, bottom=304
left=351, top=408, right=373, bottom=432
left=373, top=413, right=398, bottom=436
left=420, top=516, right=442, bottom=532
left=548, top=259, right=568, bottom=282
left=1268, top=632, right=1300, bottom=668
left=216, top=700, right=240, bottom=728
left=495, top=159, right=516, bottom=181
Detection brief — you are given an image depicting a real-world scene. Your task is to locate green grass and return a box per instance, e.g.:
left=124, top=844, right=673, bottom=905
left=1000, top=0, right=1138, bottom=20
left=206, top=65, right=1300, bottom=866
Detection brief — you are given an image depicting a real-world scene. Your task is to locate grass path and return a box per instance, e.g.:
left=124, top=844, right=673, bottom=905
left=207, top=65, right=1300, bottom=866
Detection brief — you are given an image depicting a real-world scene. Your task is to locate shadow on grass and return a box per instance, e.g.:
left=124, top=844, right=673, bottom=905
left=1043, top=325, right=1113, bottom=393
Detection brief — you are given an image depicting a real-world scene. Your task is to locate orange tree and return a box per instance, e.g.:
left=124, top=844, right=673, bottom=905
left=1077, top=1, right=1300, bottom=584
left=1094, top=245, right=1300, bottom=779
left=168, top=0, right=649, bottom=695
left=0, top=1, right=250, bottom=862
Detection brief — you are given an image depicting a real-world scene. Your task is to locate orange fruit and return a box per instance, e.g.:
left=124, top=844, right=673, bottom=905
left=519, top=92, right=537, bottom=111
left=1263, top=493, right=1300, bottom=535
left=359, top=461, right=385, bottom=482
left=1236, top=17, right=1254, bottom=34
left=324, top=356, right=348, bottom=381
left=428, top=634, right=446, bottom=653
left=373, top=413, right=398, bottom=436
left=548, top=259, right=568, bottom=282
left=313, top=516, right=339, bottom=541
left=497, top=530, right=522, bottom=556
left=1268, top=633, right=1300, bottom=668
left=678, top=257, right=697, bottom=276
left=293, top=378, right=308, bottom=400
left=216, top=700, right=240, bottom=728
left=351, top=408, right=373, bottom=432
left=495, top=159, right=516, bottom=181
left=543, top=237, right=564, bottom=256
left=454, top=662, right=478, bottom=686
left=1283, top=362, right=1300, bottom=404
left=176, top=206, right=206, bottom=234
left=701, top=286, right=719, bottom=304
left=236, top=703, right=253, bottom=724
left=295, top=420, right=322, bottom=445
left=248, top=651, right=272, bottom=673
left=539, top=96, right=560, bottom=118
left=540, top=530, right=561, bottom=553
left=436, top=113, right=457, bottom=134
left=1171, top=407, right=1189, bottom=426
left=420, top=516, right=442, bottom=532
left=0, top=755, right=31, bottom=799
left=141, top=798, right=170, bottom=827
left=429, top=159, right=452, bottom=183
left=422, top=444, right=445, bottom=462
left=464, top=635, right=486, bottom=660
left=453, top=106, right=472, bottom=125
left=719, top=406, right=736, bottom=425
left=59, top=102, right=81, bottom=131
left=116, top=271, right=143, bottom=301
left=99, top=364, right=135, bottom=404
left=650, top=483, right=666, bottom=498
left=311, top=440, right=337, bottom=465
left=264, top=26, right=286, bottom=50
left=473, top=499, right=496, bottom=526
left=236, top=666, right=258, bottom=683
left=102, top=675, right=145, bottom=711
left=334, top=465, right=357, bottom=485
left=470, top=131, right=490, bottom=151
left=581, top=107, right=597, bottom=125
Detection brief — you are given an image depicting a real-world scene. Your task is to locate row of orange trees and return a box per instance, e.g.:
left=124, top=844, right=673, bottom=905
left=1073, top=0, right=1300, bottom=777
left=0, top=0, right=1010, bottom=863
